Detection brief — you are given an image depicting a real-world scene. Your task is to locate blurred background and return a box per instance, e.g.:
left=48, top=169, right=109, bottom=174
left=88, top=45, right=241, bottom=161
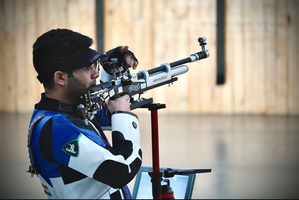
left=1, top=0, right=298, bottom=199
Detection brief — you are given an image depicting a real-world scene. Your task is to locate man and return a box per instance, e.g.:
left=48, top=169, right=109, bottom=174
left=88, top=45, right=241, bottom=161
left=27, top=28, right=142, bottom=199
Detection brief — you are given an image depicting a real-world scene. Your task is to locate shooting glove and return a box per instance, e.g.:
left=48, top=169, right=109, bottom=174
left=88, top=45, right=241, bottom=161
left=100, top=46, right=139, bottom=75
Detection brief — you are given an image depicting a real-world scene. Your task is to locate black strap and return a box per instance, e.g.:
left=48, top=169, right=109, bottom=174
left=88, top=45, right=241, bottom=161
left=26, top=114, right=48, bottom=177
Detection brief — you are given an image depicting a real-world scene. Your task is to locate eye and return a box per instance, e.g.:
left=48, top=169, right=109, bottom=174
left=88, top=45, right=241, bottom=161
left=84, top=62, right=100, bottom=72
left=93, top=61, right=100, bottom=72
left=84, top=66, right=91, bottom=70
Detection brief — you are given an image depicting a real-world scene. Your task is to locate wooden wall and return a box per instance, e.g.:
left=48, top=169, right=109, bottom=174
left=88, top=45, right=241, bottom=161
left=1, top=0, right=298, bottom=115
left=0, top=0, right=97, bottom=113
left=104, top=0, right=299, bottom=115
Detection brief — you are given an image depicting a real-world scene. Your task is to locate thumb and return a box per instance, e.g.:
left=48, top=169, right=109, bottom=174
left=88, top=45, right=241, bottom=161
left=120, top=45, right=129, bottom=53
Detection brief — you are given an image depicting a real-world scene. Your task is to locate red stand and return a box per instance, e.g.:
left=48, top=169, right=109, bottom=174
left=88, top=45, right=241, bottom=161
left=148, top=103, right=166, bottom=200
left=146, top=103, right=211, bottom=200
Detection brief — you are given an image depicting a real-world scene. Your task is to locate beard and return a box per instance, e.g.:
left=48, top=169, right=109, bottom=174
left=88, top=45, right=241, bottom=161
left=64, top=76, right=94, bottom=105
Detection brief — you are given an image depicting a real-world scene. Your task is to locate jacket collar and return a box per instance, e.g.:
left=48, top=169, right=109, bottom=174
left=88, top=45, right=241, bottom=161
left=35, top=93, right=78, bottom=116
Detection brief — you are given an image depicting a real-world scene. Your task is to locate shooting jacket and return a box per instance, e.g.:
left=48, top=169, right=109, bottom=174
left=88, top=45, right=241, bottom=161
left=27, top=93, right=142, bottom=199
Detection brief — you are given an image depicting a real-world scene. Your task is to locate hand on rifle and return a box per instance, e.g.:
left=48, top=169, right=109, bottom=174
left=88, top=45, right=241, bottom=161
left=102, top=45, right=139, bottom=70
left=106, top=94, right=131, bottom=113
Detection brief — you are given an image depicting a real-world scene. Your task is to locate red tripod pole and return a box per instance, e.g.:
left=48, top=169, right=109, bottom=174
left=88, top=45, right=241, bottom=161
left=149, top=103, right=165, bottom=199
left=151, top=109, right=160, bottom=180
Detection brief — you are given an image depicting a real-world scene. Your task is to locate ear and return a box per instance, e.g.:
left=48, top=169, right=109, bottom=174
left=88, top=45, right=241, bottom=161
left=53, top=71, right=68, bottom=86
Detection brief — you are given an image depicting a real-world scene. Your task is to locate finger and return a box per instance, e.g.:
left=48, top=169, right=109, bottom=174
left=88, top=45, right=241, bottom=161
left=130, top=59, right=135, bottom=68
left=125, top=56, right=132, bottom=67
left=127, top=58, right=134, bottom=68
left=122, top=94, right=130, bottom=100
left=122, top=94, right=130, bottom=102
left=125, top=55, right=136, bottom=69
left=120, top=45, right=129, bottom=53
left=133, top=61, right=138, bottom=70
left=113, top=94, right=129, bottom=102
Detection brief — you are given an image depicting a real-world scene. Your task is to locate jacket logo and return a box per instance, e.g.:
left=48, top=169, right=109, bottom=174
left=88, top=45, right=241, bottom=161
left=62, top=140, right=79, bottom=157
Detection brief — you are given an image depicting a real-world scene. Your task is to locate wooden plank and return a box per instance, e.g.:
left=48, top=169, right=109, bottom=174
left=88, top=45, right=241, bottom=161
left=104, top=0, right=119, bottom=49
left=14, top=0, right=26, bottom=112
left=226, top=0, right=246, bottom=114
left=187, top=0, right=205, bottom=113
left=218, top=0, right=233, bottom=115
left=14, top=0, right=49, bottom=113
left=48, top=0, right=60, bottom=29
left=103, top=0, right=153, bottom=108
left=66, top=0, right=97, bottom=42
left=264, top=0, right=289, bottom=115
left=244, top=0, right=266, bottom=114
left=66, top=0, right=79, bottom=32
left=205, top=0, right=221, bottom=114
left=130, top=0, right=154, bottom=114
left=273, top=0, right=288, bottom=114
left=129, top=0, right=153, bottom=71
left=287, top=0, right=299, bottom=115
left=36, top=0, right=50, bottom=36
left=150, top=0, right=191, bottom=113
left=77, top=0, right=97, bottom=48
left=57, top=0, right=68, bottom=28
left=22, top=0, right=42, bottom=112
left=15, top=0, right=33, bottom=112
left=33, top=0, right=52, bottom=107
left=47, top=0, right=67, bottom=29
left=265, top=0, right=278, bottom=114
left=187, top=0, right=218, bottom=114
left=104, top=0, right=133, bottom=50
left=162, top=0, right=190, bottom=113
left=151, top=0, right=168, bottom=107
left=206, top=0, right=227, bottom=114
left=0, top=0, right=16, bottom=112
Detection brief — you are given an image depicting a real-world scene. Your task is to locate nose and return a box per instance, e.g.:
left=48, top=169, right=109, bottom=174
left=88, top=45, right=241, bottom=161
left=91, top=67, right=100, bottom=79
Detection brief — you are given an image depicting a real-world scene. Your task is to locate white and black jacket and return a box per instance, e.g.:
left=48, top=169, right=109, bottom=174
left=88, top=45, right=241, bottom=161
left=28, top=93, right=142, bottom=199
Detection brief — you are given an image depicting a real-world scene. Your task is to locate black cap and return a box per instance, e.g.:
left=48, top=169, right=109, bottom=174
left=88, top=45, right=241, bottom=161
left=37, top=48, right=107, bottom=83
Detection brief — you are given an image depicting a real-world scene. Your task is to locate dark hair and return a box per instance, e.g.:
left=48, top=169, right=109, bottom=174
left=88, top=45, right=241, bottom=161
left=32, top=28, right=93, bottom=89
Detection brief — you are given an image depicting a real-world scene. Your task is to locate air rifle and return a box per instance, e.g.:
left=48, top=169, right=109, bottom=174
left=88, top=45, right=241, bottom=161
left=78, top=37, right=209, bottom=121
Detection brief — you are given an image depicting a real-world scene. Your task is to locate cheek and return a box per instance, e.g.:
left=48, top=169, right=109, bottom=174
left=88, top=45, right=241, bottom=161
left=73, top=72, right=91, bottom=86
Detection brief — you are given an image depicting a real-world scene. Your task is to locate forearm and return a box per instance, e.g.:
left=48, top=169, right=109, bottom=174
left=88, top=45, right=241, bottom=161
left=111, top=111, right=141, bottom=159
left=93, top=111, right=142, bottom=188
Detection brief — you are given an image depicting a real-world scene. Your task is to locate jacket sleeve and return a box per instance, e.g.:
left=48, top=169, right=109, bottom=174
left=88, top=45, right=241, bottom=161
left=95, top=109, right=111, bottom=127
left=93, top=111, right=142, bottom=188
left=49, top=112, right=142, bottom=189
